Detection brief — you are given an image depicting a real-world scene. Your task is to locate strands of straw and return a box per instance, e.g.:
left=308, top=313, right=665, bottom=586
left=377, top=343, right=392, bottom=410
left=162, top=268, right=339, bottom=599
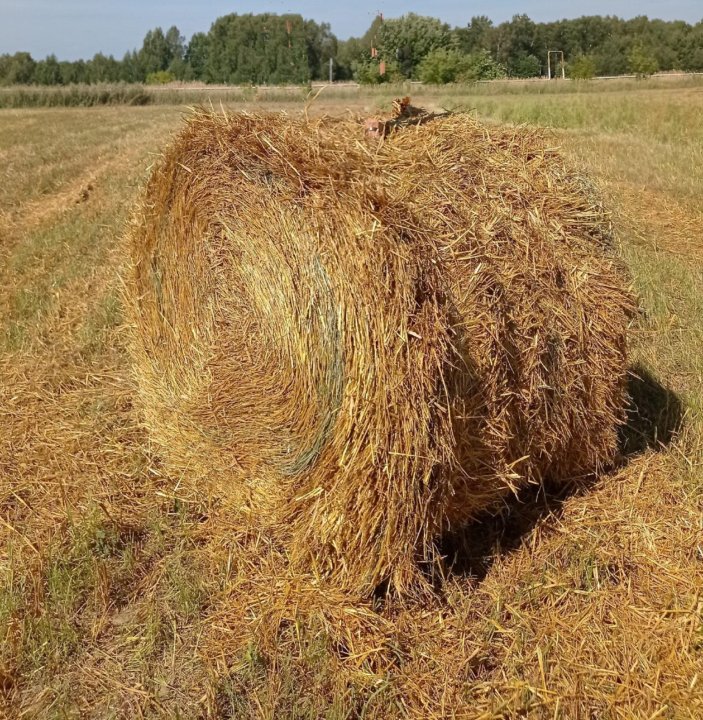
left=125, top=109, right=635, bottom=597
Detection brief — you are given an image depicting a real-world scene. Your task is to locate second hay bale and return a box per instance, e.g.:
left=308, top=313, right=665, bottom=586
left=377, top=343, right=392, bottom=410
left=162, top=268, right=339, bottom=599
left=126, top=110, right=634, bottom=596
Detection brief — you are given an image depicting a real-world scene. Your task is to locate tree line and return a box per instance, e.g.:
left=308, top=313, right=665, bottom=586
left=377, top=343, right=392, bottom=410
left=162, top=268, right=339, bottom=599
left=1, top=12, right=702, bottom=86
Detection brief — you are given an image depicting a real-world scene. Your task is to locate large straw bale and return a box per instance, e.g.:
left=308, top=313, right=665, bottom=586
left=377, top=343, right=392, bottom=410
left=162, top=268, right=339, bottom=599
left=125, top=110, right=634, bottom=596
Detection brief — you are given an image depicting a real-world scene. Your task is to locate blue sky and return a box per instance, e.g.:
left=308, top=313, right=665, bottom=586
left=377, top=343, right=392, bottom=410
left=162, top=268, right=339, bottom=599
left=1, top=0, right=701, bottom=60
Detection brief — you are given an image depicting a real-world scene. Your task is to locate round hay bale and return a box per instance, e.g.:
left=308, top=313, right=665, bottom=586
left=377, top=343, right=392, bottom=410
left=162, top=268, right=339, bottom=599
left=125, top=110, right=634, bottom=596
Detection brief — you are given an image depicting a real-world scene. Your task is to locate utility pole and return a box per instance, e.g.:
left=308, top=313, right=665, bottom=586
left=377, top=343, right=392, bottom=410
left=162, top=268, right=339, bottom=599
left=329, top=57, right=333, bottom=84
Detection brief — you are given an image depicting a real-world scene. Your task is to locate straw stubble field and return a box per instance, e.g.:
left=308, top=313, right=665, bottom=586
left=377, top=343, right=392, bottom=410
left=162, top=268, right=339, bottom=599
left=0, top=84, right=702, bottom=718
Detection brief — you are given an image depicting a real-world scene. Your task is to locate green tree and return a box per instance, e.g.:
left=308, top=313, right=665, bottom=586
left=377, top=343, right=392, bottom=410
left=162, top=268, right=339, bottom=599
left=377, top=13, right=452, bottom=78
left=354, top=58, right=402, bottom=84
left=335, top=38, right=363, bottom=80
left=647, top=19, right=687, bottom=70
left=59, top=59, right=87, bottom=84
left=165, top=26, right=185, bottom=63
left=418, top=48, right=467, bottom=83
left=120, top=51, right=143, bottom=82
left=35, top=54, right=62, bottom=85
left=455, top=16, right=494, bottom=54
left=593, top=36, right=629, bottom=76
left=510, top=53, right=541, bottom=78
left=304, top=20, right=337, bottom=80
left=628, top=42, right=659, bottom=77
left=184, top=33, right=209, bottom=81
left=495, top=15, right=539, bottom=73
left=167, top=57, right=188, bottom=80
left=0, top=52, right=36, bottom=84
left=681, top=22, right=703, bottom=71
left=568, top=54, right=597, bottom=79
left=138, top=27, right=172, bottom=76
left=461, top=49, right=506, bottom=81
left=87, top=53, right=121, bottom=83
left=335, top=17, right=384, bottom=80
left=417, top=48, right=505, bottom=83
left=205, top=14, right=313, bottom=85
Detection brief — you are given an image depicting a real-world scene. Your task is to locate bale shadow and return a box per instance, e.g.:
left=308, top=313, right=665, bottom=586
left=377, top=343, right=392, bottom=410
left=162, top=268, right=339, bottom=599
left=618, top=363, right=684, bottom=456
left=439, top=363, right=683, bottom=583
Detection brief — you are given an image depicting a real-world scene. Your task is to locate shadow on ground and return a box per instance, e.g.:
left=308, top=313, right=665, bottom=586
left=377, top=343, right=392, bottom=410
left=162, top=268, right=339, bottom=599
left=619, top=363, right=684, bottom=455
left=439, top=363, right=684, bottom=583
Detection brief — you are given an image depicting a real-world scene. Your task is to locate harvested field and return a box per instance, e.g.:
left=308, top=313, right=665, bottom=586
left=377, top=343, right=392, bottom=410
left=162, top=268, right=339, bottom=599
left=0, top=84, right=701, bottom=719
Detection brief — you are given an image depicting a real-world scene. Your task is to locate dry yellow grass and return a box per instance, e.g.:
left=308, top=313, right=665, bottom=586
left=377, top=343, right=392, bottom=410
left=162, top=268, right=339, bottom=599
left=0, top=90, right=701, bottom=718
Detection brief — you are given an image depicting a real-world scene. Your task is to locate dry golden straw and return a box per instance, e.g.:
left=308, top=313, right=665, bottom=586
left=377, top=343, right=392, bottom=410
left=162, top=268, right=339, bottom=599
left=125, top=109, right=635, bottom=597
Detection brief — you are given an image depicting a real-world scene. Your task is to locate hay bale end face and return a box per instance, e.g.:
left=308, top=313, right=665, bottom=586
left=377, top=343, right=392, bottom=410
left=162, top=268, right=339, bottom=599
left=125, top=110, right=635, bottom=596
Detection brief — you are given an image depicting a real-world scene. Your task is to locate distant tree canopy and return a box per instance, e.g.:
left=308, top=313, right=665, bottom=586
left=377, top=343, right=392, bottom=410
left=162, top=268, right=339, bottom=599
left=0, top=12, right=702, bottom=86
left=203, top=13, right=335, bottom=84
left=342, top=13, right=703, bottom=82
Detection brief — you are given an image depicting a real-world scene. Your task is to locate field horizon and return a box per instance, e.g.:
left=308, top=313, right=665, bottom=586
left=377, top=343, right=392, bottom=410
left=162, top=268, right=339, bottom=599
left=1, top=72, right=703, bottom=108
